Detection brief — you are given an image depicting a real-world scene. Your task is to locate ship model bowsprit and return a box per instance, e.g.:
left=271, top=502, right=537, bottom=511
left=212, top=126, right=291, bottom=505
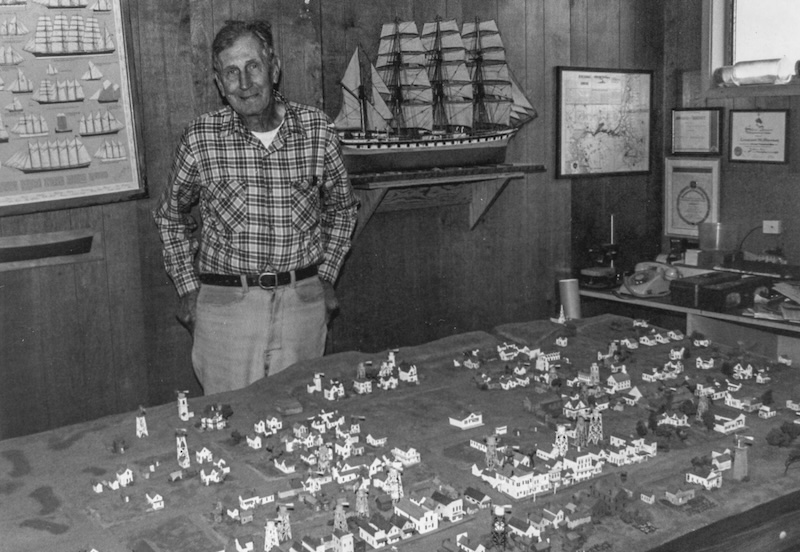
left=333, top=17, right=537, bottom=174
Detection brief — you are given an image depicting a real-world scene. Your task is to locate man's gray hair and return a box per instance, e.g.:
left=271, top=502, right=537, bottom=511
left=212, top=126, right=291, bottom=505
left=212, top=20, right=274, bottom=72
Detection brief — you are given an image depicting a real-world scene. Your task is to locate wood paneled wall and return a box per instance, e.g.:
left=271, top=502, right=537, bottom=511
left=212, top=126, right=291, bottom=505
left=665, top=0, right=800, bottom=262
left=0, top=0, right=665, bottom=439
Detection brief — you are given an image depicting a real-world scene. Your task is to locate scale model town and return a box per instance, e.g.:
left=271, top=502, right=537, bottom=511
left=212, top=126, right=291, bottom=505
left=72, top=311, right=800, bottom=552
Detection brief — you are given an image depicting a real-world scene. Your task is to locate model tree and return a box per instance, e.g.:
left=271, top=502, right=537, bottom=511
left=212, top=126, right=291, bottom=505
left=696, top=395, right=709, bottom=424
left=784, top=447, right=800, bottom=474
left=701, top=408, right=716, bottom=432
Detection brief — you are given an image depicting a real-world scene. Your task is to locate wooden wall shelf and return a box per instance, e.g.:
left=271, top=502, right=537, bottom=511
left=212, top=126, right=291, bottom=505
left=0, top=229, right=104, bottom=273
left=349, top=163, right=546, bottom=240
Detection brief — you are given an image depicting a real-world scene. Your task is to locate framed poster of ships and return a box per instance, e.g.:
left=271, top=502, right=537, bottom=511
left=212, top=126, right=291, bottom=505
left=0, top=0, right=145, bottom=215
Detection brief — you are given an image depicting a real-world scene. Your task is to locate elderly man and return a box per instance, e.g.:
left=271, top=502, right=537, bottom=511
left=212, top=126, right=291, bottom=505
left=154, top=19, right=357, bottom=394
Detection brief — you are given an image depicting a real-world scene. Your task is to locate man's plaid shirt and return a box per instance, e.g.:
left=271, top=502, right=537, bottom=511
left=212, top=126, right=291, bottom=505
left=154, top=95, right=358, bottom=297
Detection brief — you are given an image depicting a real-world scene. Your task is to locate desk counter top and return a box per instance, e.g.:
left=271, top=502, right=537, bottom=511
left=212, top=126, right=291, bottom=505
left=3, top=315, right=800, bottom=552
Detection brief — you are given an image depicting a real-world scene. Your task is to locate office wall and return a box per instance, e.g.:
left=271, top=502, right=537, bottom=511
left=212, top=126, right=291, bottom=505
left=0, top=0, right=665, bottom=439
left=664, top=0, right=800, bottom=262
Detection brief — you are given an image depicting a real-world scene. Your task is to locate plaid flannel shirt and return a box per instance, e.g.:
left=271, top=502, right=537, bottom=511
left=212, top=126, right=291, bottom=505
left=153, top=94, right=358, bottom=297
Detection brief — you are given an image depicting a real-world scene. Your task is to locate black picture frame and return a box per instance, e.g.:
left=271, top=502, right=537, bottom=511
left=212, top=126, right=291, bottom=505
left=556, top=66, right=653, bottom=178
left=670, top=108, right=723, bottom=156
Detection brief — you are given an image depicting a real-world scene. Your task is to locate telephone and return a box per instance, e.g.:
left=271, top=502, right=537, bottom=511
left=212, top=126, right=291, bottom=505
left=617, top=262, right=682, bottom=298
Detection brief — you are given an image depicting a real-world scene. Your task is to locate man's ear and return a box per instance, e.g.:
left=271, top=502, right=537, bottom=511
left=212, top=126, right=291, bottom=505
left=214, top=73, right=224, bottom=97
left=271, top=55, right=282, bottom=86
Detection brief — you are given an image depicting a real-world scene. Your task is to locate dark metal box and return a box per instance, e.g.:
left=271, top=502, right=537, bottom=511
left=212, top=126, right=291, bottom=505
left=699, top=276, right=773, bottom=311
left=670, top=272, right=741, bottom=308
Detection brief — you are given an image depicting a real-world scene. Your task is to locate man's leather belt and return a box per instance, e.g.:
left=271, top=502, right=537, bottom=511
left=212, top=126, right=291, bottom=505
left=199, top=265, right=318, bottom=289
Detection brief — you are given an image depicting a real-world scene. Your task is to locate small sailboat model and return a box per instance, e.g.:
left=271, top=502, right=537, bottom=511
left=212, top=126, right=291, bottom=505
left=334, top=17, right=536, bottom=173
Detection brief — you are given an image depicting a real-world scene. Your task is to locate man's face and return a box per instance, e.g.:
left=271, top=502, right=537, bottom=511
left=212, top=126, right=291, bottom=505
left=214, top=34, right=280, bottom=129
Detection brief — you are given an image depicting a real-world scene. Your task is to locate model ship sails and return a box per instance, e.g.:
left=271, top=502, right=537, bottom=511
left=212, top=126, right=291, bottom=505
left=334, top=17, right=536, bottom=173
left=24, top=14, right=115, bottom=57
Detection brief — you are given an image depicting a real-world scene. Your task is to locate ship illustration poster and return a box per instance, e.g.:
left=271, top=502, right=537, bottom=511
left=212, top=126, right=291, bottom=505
left=0, top=0, right=142, bottom=212
left=333, top=17, right=537, bottom=173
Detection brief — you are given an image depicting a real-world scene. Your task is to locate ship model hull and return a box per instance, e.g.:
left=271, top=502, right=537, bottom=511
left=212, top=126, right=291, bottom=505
left=334, top=18, right=536, bottom=174
left=340, top=128, right=515, bottom=174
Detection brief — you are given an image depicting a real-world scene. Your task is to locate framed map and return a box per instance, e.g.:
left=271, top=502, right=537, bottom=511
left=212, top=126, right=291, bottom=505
left=556, top=67, right=652, bottom=178
left=0, top=0, right=145, bottom=215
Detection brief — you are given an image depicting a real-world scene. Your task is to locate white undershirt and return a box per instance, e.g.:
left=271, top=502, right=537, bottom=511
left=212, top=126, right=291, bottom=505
left=250, top=121, right=283, bottom=149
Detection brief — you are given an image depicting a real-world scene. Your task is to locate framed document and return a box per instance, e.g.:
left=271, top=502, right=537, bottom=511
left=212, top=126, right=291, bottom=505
left=671, top=108, right=722, bottom=155
left=729, top=110, right=788, bottom=163
left=664, top=158, right=720, bottom=238
left=556, top=66, right=652, bottom=178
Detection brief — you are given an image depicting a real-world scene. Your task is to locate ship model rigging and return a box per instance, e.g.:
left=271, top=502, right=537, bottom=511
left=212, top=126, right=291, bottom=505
left=334, top=17, right=536, bottom=173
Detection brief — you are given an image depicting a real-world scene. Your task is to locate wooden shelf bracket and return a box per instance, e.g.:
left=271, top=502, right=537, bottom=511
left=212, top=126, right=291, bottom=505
left=349, top=163, right=545, bottom=240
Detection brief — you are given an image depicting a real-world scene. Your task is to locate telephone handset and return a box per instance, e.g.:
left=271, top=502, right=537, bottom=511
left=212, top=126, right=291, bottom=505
left=618, top=262, right=682, bottom=298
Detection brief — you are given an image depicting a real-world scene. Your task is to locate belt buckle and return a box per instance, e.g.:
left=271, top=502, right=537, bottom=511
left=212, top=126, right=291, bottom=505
left=258, top=271, right=278, bottom=290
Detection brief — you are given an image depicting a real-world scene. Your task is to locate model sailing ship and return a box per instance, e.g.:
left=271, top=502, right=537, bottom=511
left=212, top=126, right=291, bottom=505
left=334, top=17, right=536, bottom=174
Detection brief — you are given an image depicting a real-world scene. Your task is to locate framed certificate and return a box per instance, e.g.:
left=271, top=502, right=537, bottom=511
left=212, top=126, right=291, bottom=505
left=671, top=108, right=722, bottom=155
left=729, top=110, right=789, bottom=163
left=664, top=158, right=720, bottom=238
